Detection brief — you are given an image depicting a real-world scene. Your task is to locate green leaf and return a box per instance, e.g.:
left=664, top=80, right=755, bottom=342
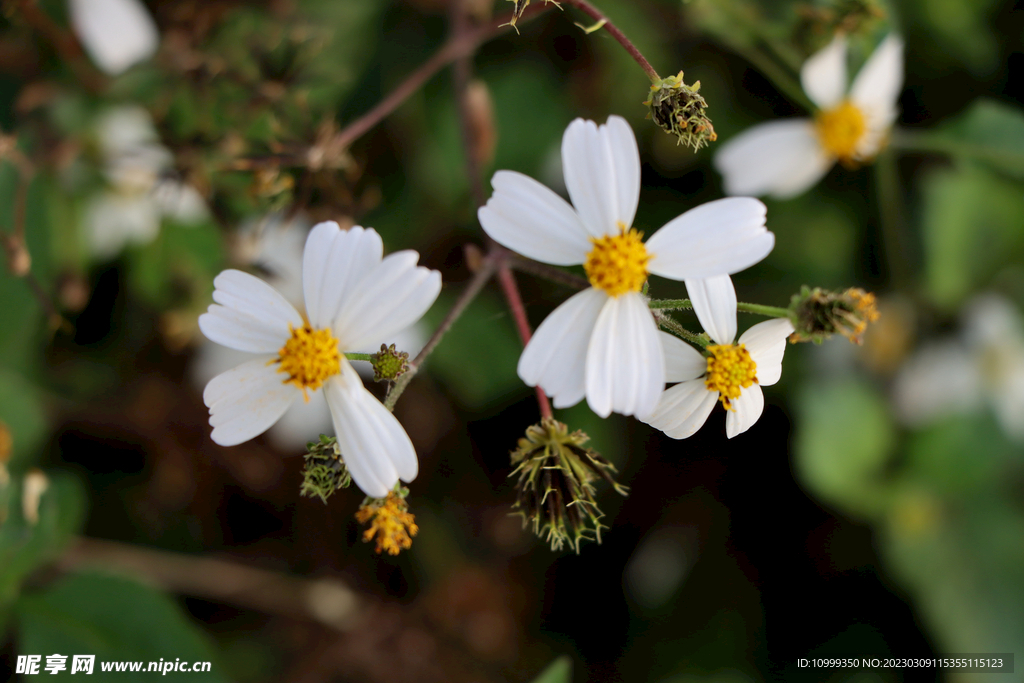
left=423, top=291, right=524, bottom=410
left=793, top=378, right=895, bottom=519
left=531, top=655, right=572, bottom=683
left=928, top=99, right=1024, bottom=179
left=0, top=368, right=47, bottom=468
left=921, top=163, right=1024, bottom=309
left=17, top=573, right=225, bottom=682
left=0, top=473, right=86, bottom=611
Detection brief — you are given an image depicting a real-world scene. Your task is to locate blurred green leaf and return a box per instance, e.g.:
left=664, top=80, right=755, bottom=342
left=794, top=378, right=895, bottom=518
left=0, top=369, right=47, bottom=469
left=531, top=655, right=572, bottom=683
left=928, top=99, right=1024, bottom=180
left=424, top=291, right=524, bottom=409
left=127, top=221, right=223, bottom=309
left=921, top=163, right=1024, bottom=309
left=0, top=473, right=86, bottom=614
left=904, top=414, right=1012, bottom=496
left=17, top=572, right=224, bottom=681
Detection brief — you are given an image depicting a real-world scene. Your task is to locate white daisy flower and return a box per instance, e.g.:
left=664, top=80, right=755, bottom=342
left=478, top=116, right=775, bottom=419
left=192, top=214, right=428, bottom=451
left=68, top=0, right=159, bottom=76
left=643, top=277, right=794, bottom=439
left=894, top=293, right=1024, bottom=442
left=714, top=34, right=904, bottom=199
left=84, top=107, right=207, bottom=258
left=198, top=221, right=442, bottom=497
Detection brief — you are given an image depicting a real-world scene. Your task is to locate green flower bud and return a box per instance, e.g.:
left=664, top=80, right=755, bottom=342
left=371, top=343, right=410, bottom=383
left=643, top=72, right=717, bottom=151
left=300, top=435, right=351, bottom=504
left=510, top=418, right=627, bottom=553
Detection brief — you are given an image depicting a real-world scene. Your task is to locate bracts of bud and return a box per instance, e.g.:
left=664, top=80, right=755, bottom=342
left=643, top=72, right=717, bottom=152
left=371, top=343, right=410, bottom=383
left=788, top=286, right=881, bottom=345
left=510, top=418, right=628, bottom=553
left=300, top=435, right=352, bottom=504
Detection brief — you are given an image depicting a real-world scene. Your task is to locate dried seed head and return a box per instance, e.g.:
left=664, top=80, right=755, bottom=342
left=510, top=418, right=627, bottom=553
left=789, top=285, right=881, bottom=344
left=300, top=435, right=352, bottom=504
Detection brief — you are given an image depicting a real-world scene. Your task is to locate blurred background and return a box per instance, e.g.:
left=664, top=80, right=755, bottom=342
left=0, top=0, right=1022, bottom=681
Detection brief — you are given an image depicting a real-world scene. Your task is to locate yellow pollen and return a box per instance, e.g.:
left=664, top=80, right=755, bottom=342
left=815, top=100, right=867, bottom=162
left=705, top=343, right=758, bottom=410
left=583, top=224, right=650, bottom=297
left=275, top=323, right=341, bottom=400
left=356, top=493, right=419, bottom=555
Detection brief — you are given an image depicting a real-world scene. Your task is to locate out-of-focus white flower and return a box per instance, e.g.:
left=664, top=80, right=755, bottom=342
left=198, top=222, right=441, bottom=497
left=894, top=293, right=1024, bottom=441
left=478, top=116, right=775, bottom=419
left=643, top=276, right=794, bottom=439
left=84, top=107, right=207, bottom=259
left=191, top=215, right=427, bottom=451
left=68, top=0, right=159, bottom=75
left=715, top=34, right=904, bottom=199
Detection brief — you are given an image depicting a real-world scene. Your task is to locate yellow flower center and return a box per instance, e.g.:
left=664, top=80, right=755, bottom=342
left=815, top=100, right=867, bottom=162
left=705, top=343, right=758, bottom=410
left=356, top=493, right=419, bottom=555
left=583, top=224, right=650, bottom=297
left=275, top=323, right=341, bottom=400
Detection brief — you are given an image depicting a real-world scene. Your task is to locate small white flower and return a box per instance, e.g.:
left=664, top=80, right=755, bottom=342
left=894, top=293, right=1024, bottom=441
left=68, top=0, right=159, bottom=75
left=198, top=221, right=442, bottom=497
left=84, top=107, right=207, bottom=258
left=714, top=34, right=904, bottom=199
left=478, top=116, right=775, bottom=419
left=643, top=276, right=794, bottom=438
left=192, top=214, right=427, bottom=450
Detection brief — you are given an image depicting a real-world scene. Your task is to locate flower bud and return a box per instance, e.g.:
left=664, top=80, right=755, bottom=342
left=371, top=343, right=410, bottom=382
left=510, top=418, right=627, bottom=553
left=299, top=435, right=352, bottom=503
left=788, top=286, right=881, bottom=345
left=643, top=72, right=717, bottom=151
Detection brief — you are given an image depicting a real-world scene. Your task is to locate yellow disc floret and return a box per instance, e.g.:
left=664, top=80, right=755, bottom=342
left=705, top=343, right=758, bottom=410
left=815, top=100, right=867, bottom=162
left=356, top=492, right=419, bottom=555
left=276, top=323, right=341, bottom=400
left=584, top=224, right=650, bottom=297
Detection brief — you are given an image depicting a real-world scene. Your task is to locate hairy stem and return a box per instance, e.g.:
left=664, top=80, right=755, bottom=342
left=649, top=298, right=791, bottom=319
left=654, top=311, right=707, bottom=348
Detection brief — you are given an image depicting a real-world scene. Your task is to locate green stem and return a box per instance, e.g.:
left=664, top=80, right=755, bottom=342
left=654, top=312, right=707, bottom=348
left=648, top=298, right=791, bottom=319
left=889, top=129, right=1024, bottom=170
left=344, top=353, right=374, bottom=362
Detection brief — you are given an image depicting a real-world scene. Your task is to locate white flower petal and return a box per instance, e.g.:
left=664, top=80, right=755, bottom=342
left=325, top=363, right=416, bottom=498
left=561, top=116, right=641, bottom=237
left=645, top=197, right=774, bottom=281
left=849, top=35, right=904, bottom=121
left=644, top=379, right=718, bottom=439
left=892, top=341, right=982, bottom=426
left=739, top=318, right=795, bottom=387
left=302, top=222, right=383, bottom=330
left=68, top=0, right=159, bottom=75
left=659, top=331, right=707, bottom=383
left=478, top=171, right=591, bottom=265
left=84, top=192, right=161, bottom=258
left=686, top=275, right=737, bottom=346
left=585, top=291, right=664, bottom=419
left=800, top=35, right=848, bottom=110
left=726, top=384, right=765, bottom=438
left=199, top=270, right=303, bottom=353
left=153, top=181, right=208, bottom=223
left=332, top=251, right=441, bottom=351
left=713, top=119, right=834, bottom=199
left=518, top=287, right=607, bottom=409
left=204, top=357, right=300, bottom=446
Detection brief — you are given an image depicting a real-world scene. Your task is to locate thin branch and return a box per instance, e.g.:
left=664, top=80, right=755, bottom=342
left=497, top=264, right=552, bottom=419
left=55, top=537, right=367, bottom=632
left=561, top=0, right=660, bottom=82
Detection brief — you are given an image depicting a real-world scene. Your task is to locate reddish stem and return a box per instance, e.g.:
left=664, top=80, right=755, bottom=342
left=562, top=0, right=660, bottom=82
left=496, top=263, right=553, bottom=420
